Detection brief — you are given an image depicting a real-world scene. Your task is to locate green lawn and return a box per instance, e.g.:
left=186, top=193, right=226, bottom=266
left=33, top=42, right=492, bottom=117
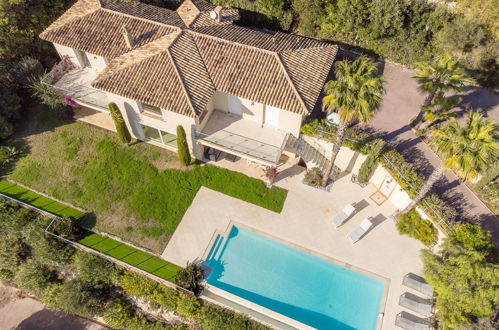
left=7, top=109, right=287, bottom=252
left=0, top=180, right=86, bottom=219
left=78, top=231, right=181, bottom=282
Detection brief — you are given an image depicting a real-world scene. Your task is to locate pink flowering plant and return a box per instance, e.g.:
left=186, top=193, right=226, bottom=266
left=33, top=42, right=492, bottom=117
left=44, top=55, right=74, bottom=84
left=64, top=95, right=77, bottom=107
left=262, top=166, right=280, bottom=185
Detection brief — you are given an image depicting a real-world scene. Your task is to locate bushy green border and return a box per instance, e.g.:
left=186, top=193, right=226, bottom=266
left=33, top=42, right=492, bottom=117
left=396, top=209, right=437, bottom=246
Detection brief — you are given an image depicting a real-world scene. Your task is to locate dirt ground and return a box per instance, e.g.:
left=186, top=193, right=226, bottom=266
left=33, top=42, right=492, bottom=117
left=0, top=282, right=108, bottom=330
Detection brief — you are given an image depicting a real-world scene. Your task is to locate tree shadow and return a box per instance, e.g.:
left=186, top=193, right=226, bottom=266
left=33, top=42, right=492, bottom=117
left=15, top=309, right=107, bottom=330
left=454, top=86, right=499, bottom=116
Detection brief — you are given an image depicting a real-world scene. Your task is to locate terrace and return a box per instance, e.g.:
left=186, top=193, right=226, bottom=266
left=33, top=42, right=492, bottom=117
left=196, top=111, right=287, bottom=166
left=162, top=169, right=425, bottom=329
left=42, top=64, right=109, bottom=111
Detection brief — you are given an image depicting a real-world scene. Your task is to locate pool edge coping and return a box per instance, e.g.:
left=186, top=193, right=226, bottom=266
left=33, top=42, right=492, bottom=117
left=201, top=220, right=391, bottom=330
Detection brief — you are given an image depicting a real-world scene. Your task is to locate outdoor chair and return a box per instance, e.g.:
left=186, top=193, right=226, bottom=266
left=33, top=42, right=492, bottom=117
left=395, top=311, right=431, bottom=330
left=399, top=292, right=433, bottom=317
left=331, top=203, right=356, bottom=227
left=402, top=273, right=434, bottom=297
left=347, top=218, right=373, bottom=243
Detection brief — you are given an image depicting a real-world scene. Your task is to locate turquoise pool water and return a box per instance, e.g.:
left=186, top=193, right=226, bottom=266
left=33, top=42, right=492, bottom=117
left=204, top=226, right=385, bottom=330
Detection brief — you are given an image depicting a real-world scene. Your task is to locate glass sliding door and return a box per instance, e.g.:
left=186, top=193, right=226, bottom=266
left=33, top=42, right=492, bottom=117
left=141, top=124, right=177, bottom=148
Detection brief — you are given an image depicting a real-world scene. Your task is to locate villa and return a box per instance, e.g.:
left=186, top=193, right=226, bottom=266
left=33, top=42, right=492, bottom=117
left=37, top=1, right=440, bottom=330
left=40, top=0, right=338, bottom=166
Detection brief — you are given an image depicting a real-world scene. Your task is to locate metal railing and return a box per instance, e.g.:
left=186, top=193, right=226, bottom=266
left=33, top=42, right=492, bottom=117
left=196, top=130, right=283, bottom=164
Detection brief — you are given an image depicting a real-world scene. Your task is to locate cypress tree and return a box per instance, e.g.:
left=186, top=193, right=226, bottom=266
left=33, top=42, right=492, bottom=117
left=108, top=102, right=131, bottom=145
left=176, top=125, right=191, bottom=166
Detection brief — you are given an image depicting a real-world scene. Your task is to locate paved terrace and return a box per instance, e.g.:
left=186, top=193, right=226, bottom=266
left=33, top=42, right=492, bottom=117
left=162, top=168, right=425, bottom=329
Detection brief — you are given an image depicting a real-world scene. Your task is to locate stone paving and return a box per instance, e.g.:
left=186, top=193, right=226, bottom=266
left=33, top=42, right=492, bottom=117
left=162, top=167, right=426, bottom=329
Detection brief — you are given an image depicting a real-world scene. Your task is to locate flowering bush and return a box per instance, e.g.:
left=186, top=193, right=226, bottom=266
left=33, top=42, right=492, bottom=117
left=64, top=95, right=77, bottom=107
left=262, top=166, right=280, bottom=185
left=44, top=55, right=74, bottom=84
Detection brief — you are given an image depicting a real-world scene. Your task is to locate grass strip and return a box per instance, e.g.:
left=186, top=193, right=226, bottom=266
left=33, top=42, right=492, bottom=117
left=77, top=231, right=182, bottom=282
left=0, top=180, right=86, bottom=219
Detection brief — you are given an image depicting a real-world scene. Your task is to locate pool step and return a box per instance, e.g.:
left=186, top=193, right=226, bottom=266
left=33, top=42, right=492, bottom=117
left=204, top=235, right=226, bottom=268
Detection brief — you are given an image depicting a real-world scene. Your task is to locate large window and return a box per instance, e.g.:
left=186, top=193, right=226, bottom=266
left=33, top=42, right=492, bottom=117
left=141, top=124, right=177, bottom=148
left=139, top=102, right=162, bottom=115
left=74, top=49, right=91, bottom=68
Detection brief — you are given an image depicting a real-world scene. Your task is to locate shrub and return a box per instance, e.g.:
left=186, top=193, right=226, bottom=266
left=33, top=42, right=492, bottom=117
left=108, top=102, right=131, bottom=145
left=422, top=224, right=498, bottom=327
left=304, top=167, right=323, bottom=187
left=50, top=216, right=82, bottom=240
left=73, top=251, right=121, bottom=288
left=175, top=291, right=202, bottom=317
left=0, top=116, right=14, bottom=139
left=396, top=209, right=437, bottom=246
left=0, top=146, right=20, bottom=165
left=103, top=298, right=134, bottom=329
left=12, top=57, right=44, bottom=87
left=119, top=270, right=158, bottom=297
left=175, top=261, right=204, bottom=296
left=475, top=166, right=499, bottom=191
left=176, top=125, right=190, bottom=166
left=357, top=139, right=386, bottom=183
left=14, top=261, right=54, bottom=296
left=31, top=81, right=65, bottom=110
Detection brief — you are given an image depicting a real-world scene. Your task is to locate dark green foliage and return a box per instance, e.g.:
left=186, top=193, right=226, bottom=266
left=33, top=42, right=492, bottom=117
left=108, top=102, right=131, bottom=144
left=292, top=0, right=323, bottom=36
left=475, top=166, right=499, bottom=191
left=55, top=280, right=109, bottom=318
left=50, top=217, right=82, bottom=240
left=103, top=298, right=135, bottom=329
left=175, top=262, right=204, bottom=296
left=396, top=209, right=437, bottom=246
left=421, top=224, right=498, bottom=327
left=198, top=303, right=269, bottom=330
left=0, top=84, right=21, bottom=139
left=176, top=125, right=190, bottom=166
left=357, top=139, right=385, bottom=183
left=303, top=167, right=323, bottom=187
left=14, top=261, right=54, bottom=296
left=73, top=251, right=120, bottom=288
left=31, top=81, right=65, bottom=110
left=12, top=57, right=44, bottom=87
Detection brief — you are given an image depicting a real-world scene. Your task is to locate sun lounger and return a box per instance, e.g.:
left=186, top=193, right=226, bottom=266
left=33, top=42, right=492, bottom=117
left=331, top=203, right=356, bottom=226
left=399, top=292, right=433, bottom=317
left=395, top=311, right=431, bottom=330
left=347, top=218, right=373, bottom=243
left=402, top=273, right=434, bottom=297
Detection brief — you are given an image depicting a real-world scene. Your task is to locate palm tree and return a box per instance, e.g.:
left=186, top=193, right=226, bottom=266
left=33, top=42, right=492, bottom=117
left=321, top=55, right=384, bottom=187
left=400, top=111, right=498, bottom=214
left=411, top=54, right=472, bottom=127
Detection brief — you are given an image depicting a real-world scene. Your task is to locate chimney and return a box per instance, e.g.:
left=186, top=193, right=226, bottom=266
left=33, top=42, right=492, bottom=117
left=214, top=6, right=222, bottom=22
left=122, top=26, right=133, bottom=49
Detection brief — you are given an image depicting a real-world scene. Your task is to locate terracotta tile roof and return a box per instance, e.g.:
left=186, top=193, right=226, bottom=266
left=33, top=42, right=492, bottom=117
left=280, top=47, right=339, bottom=110
left=192, top=33, right=306, bottom=114
left=92, top=31, right=214, bottom=117
left=100, top=0, right=186, bottom=28
left=42, top=0, right=338, bottom=117
left=40, top=5, right=178, bottom=58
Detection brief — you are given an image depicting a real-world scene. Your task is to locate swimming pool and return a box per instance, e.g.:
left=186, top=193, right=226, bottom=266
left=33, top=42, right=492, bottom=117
left=204, top=226, right=385, bottom=330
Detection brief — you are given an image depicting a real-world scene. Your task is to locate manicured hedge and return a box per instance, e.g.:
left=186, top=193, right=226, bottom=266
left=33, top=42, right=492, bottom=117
left=357, top=139, right=386, bottom=184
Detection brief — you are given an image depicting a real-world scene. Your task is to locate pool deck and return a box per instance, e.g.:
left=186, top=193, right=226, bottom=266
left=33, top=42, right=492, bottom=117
left=162, top=167, right=426, bottom=329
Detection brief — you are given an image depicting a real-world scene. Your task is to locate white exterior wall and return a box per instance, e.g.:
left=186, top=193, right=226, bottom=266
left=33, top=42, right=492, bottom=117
left=370, top=164, right=412, bottom=211
left=86, top=52, right=107, bottom=73
left=211, top=91, right=303, bottom=135
left=53, top=43, right=107, bottom=73
left=53, top=43, right=79, bottom=66
left=106, top=93, right=198, bottom=156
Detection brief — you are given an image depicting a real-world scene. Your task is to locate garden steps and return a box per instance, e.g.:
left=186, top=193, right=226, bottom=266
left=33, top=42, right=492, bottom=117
left=284, top=135, right=329, bottom=173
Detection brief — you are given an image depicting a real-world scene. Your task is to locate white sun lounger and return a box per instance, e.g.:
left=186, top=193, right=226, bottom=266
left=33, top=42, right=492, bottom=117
left=348, top=218, right=373, bottom=243
left=331, top=203, right=356, bottom=227
left=399, top=292, right=433, bottom=317
left=395, top=311, right=431, bottom=330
